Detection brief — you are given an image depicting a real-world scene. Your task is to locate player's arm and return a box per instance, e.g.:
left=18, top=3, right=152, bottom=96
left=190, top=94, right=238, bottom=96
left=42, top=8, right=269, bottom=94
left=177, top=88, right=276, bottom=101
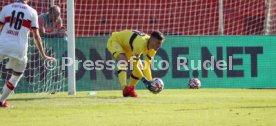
left=130, top=51, right=154, bottom=90
left=55, top=18, right=67, bottom=36
left=130, top=54, right=144, bottom=79
left=39, top=25, right=65, bottom=38
left=39, top=18, right=66, bottom=38
left=32, top=11, right=56, bottom=61
left=38, top=26, right=60, bottom=38
left=0, top=6, right=6, bottom=32
left=39, top=26, right=59, bottom=37
left=56, top=18, right=64, bottom=31
left=143, top=49, right=156, bottom=80
left=38, top=24, right=46, bottom=36
left=31, top=29, right=56, bottom=61
left=140, top=50, right=158, bottom=91
left=0, top=24, right=3, bottom=31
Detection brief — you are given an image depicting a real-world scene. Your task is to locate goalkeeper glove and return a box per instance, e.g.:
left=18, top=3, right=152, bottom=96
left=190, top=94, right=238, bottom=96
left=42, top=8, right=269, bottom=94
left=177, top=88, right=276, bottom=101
left=141, top=77, right=154, bottom=91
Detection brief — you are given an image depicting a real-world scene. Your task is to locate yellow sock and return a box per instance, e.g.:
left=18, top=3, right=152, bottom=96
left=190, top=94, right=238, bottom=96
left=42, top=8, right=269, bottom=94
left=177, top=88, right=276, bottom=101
left=118, top=70, right=127, bottom=88
left=130, top=73, right=139, bottom=86
left=129, top=58, right=144, bottom=86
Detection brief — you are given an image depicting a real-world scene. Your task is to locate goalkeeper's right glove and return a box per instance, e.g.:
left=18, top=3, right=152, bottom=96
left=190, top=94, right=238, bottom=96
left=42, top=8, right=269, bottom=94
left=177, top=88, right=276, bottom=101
left=141, top=77, right=154, bottom=91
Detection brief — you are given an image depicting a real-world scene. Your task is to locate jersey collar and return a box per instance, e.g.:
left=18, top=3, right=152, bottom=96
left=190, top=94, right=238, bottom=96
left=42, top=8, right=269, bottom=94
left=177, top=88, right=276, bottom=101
left=16, top=0, right=26, bottom=4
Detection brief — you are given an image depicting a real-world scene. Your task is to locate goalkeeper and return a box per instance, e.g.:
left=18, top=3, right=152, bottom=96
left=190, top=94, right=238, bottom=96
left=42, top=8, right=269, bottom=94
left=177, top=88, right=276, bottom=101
left=107, top=30, right=164, bottom=97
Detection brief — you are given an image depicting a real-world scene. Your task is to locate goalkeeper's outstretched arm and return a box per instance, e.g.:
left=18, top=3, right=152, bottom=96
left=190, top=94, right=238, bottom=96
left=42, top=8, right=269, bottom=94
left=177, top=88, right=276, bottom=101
left=143, top=49, right=156, bottom=80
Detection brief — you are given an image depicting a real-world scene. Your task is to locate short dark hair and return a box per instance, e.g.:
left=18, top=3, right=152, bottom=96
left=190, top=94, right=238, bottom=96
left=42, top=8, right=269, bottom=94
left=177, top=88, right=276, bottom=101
left=150, top=30, right=164, bottom=40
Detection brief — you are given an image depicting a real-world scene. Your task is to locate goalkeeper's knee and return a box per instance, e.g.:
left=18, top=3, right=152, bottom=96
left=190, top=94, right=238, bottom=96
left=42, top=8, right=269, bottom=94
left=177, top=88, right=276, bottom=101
left=116, top=53, right=128, bottom=71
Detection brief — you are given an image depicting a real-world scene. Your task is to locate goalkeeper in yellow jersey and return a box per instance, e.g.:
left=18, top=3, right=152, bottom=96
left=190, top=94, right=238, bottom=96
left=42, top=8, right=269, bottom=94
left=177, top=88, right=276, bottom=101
left=107, top=30, right=164, bottom=97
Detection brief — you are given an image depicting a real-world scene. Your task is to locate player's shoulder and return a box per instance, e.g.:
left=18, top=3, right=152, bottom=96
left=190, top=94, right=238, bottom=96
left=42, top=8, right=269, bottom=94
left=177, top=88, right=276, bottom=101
left=2, top=3, right=12, bottom=10
left=6, top=2, right=37, bottom=13
left=39, top=13, right=47, bottom=18
left=117, top=29, right=133, bottom=36
left=120, top=29, right=133, bottom=34
left=123, top=29, right=146, bottom=35
left=38, top=13, right=47, bottom=21
left=119, top=29, right=147, bottom=36
left=26, top=5, right=38, bottom=15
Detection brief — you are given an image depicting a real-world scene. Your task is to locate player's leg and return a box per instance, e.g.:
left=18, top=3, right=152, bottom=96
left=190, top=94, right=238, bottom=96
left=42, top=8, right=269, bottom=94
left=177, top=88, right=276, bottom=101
left=116, top=53, right=138, bottom=97
left=107, top=38, right=138, bottom=97
left=0, top=71, right=23, bottom=107
left=125, top=57, right=147, bottom=97
left=106, top=38, right=128, bottom=89
left=0, top=58, right=25, bottom=107
left=116, top=53, right=128, bottom=89
left=129, top=60, right=143, bottom=86
left=116, top=53, right=139, bottom=97
left=124, top=61, right=145, bottom=97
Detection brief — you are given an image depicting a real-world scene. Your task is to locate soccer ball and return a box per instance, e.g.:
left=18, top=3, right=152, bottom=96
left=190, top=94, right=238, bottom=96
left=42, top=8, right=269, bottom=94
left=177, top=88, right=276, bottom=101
left=188, top=78, right=201, bottom=89
left=150, top=78, right=164, bottom=94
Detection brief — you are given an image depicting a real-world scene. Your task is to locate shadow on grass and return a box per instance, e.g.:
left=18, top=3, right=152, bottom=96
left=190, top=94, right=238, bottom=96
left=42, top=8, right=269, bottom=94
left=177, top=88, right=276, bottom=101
left=8, top=97, right=52, bottom=101
left=94, top=96, right=123, bottom=99
left=175, top=106, right=276, bottom=111
left=8, top=95, right=123, bottom=101
left=234, top=106, right=276, bottom=109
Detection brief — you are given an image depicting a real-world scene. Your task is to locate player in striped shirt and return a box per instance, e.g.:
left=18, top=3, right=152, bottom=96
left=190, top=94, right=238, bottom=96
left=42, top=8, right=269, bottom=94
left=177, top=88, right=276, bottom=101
left=0, top=0, right=56, bottom=108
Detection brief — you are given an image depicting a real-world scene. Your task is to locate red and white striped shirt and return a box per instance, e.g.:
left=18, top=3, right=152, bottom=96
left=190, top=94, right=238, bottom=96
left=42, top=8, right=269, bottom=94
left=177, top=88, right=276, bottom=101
left=0, top=2, right=38, bottom=62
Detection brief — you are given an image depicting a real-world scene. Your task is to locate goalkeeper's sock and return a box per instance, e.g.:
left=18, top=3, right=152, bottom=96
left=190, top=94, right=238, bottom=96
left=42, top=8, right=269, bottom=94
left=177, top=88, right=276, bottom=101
left=117, top=61, right=128, bottom=89
left=129, top=73, right=140, bottom=86
left=0, top=75, right=22, bottom=102
left=118, top=70, right=127, bottom=89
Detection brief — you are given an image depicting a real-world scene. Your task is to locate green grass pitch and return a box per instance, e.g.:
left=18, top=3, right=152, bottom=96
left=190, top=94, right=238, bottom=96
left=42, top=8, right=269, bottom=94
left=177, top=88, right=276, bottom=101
left=0, top=89, right=275, bottom=126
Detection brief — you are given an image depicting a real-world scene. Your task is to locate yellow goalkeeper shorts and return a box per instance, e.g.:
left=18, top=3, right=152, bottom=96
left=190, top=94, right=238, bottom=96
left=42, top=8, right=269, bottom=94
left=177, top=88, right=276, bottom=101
left=107, top=36, right=132, bottom=59
left=107, top=36, right=124, bottom=59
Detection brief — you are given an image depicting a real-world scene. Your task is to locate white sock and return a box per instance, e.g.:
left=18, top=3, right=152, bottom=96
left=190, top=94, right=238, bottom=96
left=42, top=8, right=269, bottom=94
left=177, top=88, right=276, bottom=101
left=0, top=74, right=22, bottom=103
left=9, top=74, right=22, bottom=87
left=0, top=85, right=12, bottom=103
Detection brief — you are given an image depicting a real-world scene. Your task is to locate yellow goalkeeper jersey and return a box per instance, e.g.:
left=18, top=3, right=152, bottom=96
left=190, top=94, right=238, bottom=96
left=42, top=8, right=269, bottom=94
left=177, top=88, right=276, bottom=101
left=107, top=30, right=156, bottom=59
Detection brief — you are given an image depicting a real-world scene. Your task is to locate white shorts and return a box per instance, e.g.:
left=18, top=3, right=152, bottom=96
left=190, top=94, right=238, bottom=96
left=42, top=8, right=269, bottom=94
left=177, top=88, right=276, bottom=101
left=0, top=55, right=27, bottom=73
